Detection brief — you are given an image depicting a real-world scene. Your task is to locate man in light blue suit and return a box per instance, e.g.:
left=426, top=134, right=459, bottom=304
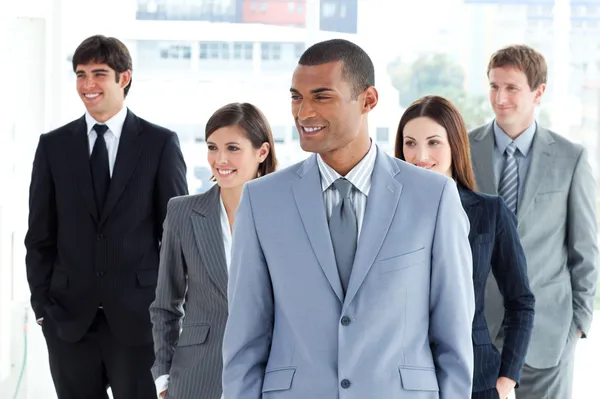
left=223, top=39, right=475, bottom=399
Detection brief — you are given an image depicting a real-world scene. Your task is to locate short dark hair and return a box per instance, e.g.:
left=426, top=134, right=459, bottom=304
left=395, top=95, right=477, bottom=191
left=488, top=44, right=547, bottom=89
left=72, top=35, right=133, bottom=97
left=205, top=103, right=278, bottom=179
left=298, top=39, right=375, bottom=98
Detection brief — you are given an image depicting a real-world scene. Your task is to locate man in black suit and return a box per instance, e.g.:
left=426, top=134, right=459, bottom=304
left=24, top=35, right=188, bottom=399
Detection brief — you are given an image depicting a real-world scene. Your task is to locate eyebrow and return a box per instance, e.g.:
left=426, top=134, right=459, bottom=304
left=206, top=141, right=240, bottom=145
left=404, top=135, right=443, bottom=140
left=76, top=68, right=110, bottom=74
left=290, top=87, right=335, bottom=94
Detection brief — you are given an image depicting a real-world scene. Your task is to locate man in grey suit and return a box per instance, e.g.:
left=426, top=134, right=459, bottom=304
left=469, top=44, right=598, bottom=399
left=223, top=39, right=475, bottom=398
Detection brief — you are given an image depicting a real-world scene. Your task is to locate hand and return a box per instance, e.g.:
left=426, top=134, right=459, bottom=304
left=496, top=377, right=516, bottom=399
left=160, top=390, right=167, bottom=399
left=577, top=329, right=583, bottom=338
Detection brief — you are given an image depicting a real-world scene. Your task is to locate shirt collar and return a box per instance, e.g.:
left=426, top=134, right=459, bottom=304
left=493, top=119, right=536, bottom=156
left=85, top=106, right=128, bottom=139
left=316, top=141, right=377, bottom=196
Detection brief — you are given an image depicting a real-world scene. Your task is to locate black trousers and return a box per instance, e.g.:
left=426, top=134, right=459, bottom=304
left=42, top=309, right=155, bottom=399
left=472, top=388, right=500, bottom=399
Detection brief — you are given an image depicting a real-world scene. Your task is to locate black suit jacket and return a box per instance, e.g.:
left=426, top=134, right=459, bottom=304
left=25, top=109, right=188, bottom=346
left=458, top=186, right=535, bottom=392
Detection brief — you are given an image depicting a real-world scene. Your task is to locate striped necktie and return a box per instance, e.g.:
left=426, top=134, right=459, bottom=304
left=498, top=142, right=519, bottom=214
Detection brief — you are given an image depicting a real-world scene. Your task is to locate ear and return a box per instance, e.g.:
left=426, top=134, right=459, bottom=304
left=257, top=142, right=270, bottom=163
left=362, top=86, right=378, bottom=114
left=533, top=83, right=546, bottom=105
left=119, top=70, right=132, bottom=89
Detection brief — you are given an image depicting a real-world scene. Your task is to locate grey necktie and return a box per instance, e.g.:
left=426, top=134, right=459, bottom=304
left=329, top=178, right=358, bottom=294
left=498, top=142, right=519, bottom=214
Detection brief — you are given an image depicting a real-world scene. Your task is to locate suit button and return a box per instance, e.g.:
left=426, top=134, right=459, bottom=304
left=96, top=234, right=104, bottom=240
left=341, top=316, right=351, bottom=326
left=341, top=379, right=351, bottom=389
left=96, top=271, right=105, bottom=277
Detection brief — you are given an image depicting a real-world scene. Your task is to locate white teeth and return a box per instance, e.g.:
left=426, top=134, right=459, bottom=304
left=218, top=170, right=234, bottom=175
left=303, top=126, right=324, bottom=133
left=85, top=93, right=100, bottom=98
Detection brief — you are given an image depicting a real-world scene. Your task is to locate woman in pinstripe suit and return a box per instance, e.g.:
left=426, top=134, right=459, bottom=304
left=149, top=102, right=278, bottom=399
left=395, top=96, right=535, bottom=399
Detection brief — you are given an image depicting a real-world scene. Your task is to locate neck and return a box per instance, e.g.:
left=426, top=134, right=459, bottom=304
left=497, top=116, right=534, bottom=140
left=321, top=133, right=371, bottom=176
left=220, top=185, right=243, bottom=218
left=89, top=104, right=124, bottom=124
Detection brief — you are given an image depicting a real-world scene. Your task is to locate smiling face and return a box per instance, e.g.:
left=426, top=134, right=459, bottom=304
left=206, top=124, right=269, bottom=190
left=401, top=116, right=453, bottom=178
left=290, top=61, right=376, bottom=158
left=76, top=62, right=130, bottom=122
left=488, top=65, right=545, bottom=137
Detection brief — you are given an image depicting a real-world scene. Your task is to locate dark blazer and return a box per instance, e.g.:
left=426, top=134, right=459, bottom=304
left=458, top=186, right=535, bottom=392
left=150, top=184, right=228, bottom=399
left=25, top=109, right=188, bottom=346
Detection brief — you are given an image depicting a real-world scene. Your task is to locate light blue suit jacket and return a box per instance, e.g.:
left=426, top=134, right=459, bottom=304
left=223, top=148, right=475, bottom=399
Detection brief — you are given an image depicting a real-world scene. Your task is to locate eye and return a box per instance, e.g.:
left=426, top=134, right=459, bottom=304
left=428, top=140, right=441, bottom=147
left=404, top=141, right=416, bottom=147
left=228, top=146, right=240, bottom=152
left=291, top=95, right=301, bottom=101
left=207, top=144, right=217, bottom=151
left=315, top=95, right=330, bottom=100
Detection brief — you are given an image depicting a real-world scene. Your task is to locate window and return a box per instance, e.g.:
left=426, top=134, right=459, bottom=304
left=294, top=42, right=305, bottom=58
left=159, top=43, right=192, bottom=59
left=376, top=127, right=389, bottom=143
left=261, top=43, right=281, bottom=61
left=272, top=125, right=286, bottom=143
left=260, top=0, right=268, bottom=13
left=322, top=2, right=336, bottom=18
left=288, top=1, right=295, bottom=14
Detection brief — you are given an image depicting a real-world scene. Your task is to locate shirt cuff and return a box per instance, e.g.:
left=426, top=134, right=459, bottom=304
left=155, top=374, right=169, bottom=397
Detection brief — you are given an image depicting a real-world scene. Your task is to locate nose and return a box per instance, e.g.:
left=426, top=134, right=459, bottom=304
left=216, top=150, right=228, bottom=165
left=495, top=88, right=508, bottom=105
left=416, top=146, right=429, bottom=162
left=295, top=100, right=316, bottom=121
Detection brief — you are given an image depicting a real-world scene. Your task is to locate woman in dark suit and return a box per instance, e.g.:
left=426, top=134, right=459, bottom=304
left=149, top=103, right=278, bottom=399
left=395, top=95, right=535, bottom=399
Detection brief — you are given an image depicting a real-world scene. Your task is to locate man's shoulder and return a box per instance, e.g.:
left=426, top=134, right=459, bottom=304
left=542, top=128, right=585, bottom=156
left=130, top=112, right=178, bottom=139
left=467, top=123, right=491, bottom=141
left=247, top=158, right=310, bottom=190
left=41, top=117, right=84, bottom=141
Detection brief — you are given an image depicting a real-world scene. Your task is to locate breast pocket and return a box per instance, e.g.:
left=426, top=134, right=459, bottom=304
left=377, top=248, right=427, bottom=274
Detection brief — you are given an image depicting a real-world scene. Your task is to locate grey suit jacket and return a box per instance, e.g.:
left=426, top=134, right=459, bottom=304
left=150, top=184, right=228, bottom=399
left=223, top=148, right=475, bottom=399
left=469, top=123, right=598, bottom=369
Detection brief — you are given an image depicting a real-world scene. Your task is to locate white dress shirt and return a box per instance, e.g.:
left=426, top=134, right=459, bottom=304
left=316, top=141, right=377, bottom=240
left=155, top=193, right=231, bottom=398
left=85, top=106, right=128, bottom=176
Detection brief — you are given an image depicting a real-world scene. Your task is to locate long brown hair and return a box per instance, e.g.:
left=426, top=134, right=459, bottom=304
left=395, top=95, right=477, bottom=191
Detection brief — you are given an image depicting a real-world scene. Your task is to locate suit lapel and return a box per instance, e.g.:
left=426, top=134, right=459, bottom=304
left=517, top=127, right=555, bottom=222
left=458, top=187, right=481, bottom=243
left=191, top=185, right=229, bottom=298
left=471, top=124, right=497, bottom=195
left=344, top=150, right=402, bottom=309
left=292, top=155, right=344, bottom=303
left=100, top=110, right=143, bottom=224
left=68, top=116, right=98, bottom=222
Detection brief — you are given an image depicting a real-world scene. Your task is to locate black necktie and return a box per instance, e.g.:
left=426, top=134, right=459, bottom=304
left=90, top=124, right=110, bottom=216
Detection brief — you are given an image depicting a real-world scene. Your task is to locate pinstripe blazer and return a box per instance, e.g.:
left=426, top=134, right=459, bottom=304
left=150, top=184, right=228, bottom=399
left=458, top=186, right=535, bottom=393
